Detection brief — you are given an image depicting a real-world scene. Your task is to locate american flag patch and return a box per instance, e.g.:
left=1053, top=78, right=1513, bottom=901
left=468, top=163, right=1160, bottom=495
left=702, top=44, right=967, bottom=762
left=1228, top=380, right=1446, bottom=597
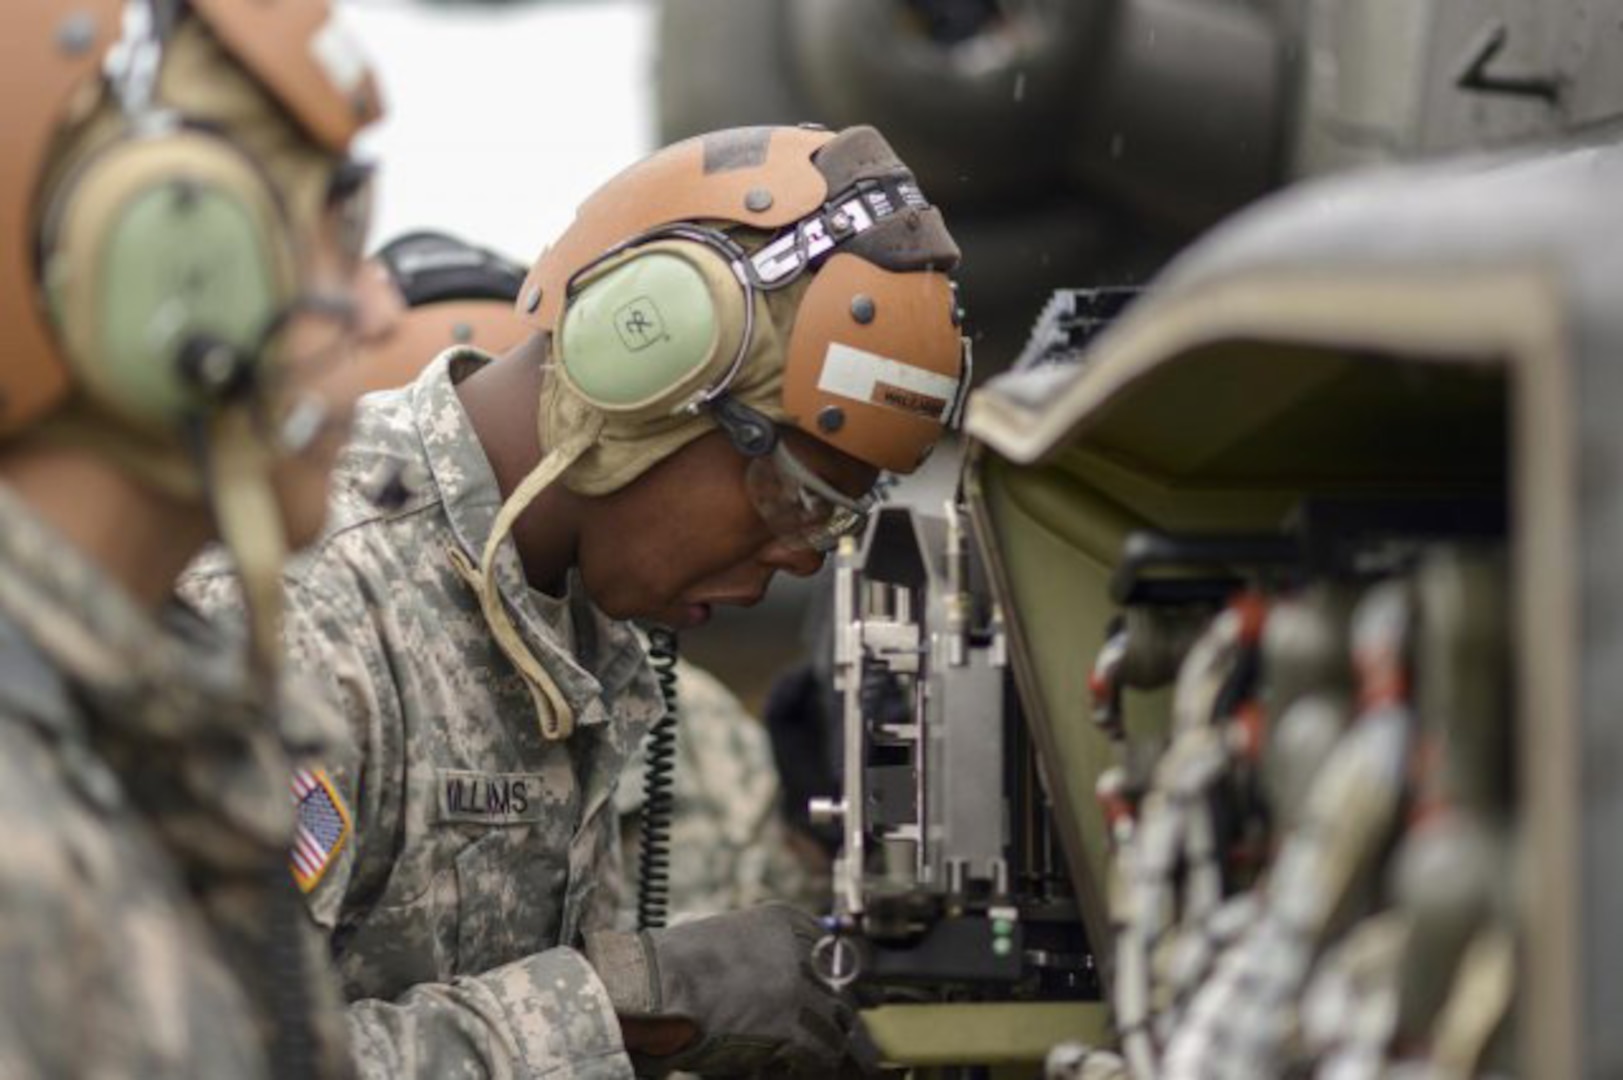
left=290, top=767, right=352, bottom=893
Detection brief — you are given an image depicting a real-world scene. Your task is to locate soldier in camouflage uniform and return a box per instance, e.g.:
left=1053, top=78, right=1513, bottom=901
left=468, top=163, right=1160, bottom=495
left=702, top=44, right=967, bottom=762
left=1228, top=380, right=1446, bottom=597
left=187, top=125, right=968, bottom=1076
left=190, top=354, right=659, bottom=1072
left=0, top=0, right=383, bottom=1074
left=351, top=229, right=825, bottom=925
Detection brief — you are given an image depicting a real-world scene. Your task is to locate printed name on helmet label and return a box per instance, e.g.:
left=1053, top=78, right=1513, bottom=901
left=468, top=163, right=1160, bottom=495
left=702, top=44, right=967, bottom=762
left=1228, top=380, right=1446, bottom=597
left=437, top=769, right=545, bottom=825
left=818, top=342, right=958, bottom=421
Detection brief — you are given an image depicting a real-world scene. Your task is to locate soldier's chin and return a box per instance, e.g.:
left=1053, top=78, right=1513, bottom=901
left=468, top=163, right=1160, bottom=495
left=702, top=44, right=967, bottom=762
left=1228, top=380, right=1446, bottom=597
left=647, top=602, right=712, bottom=630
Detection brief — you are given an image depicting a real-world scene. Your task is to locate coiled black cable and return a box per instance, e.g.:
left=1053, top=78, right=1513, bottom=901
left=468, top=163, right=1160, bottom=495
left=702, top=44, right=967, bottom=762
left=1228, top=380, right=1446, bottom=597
left=266, top=861, right=315, bottom=1078
left=637, top=626, right=680, bottom=931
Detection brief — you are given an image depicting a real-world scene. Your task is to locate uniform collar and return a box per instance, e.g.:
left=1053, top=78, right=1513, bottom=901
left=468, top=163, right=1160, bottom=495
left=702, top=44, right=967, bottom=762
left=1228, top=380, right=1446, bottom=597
left=406, top=348, right=654, bottom=726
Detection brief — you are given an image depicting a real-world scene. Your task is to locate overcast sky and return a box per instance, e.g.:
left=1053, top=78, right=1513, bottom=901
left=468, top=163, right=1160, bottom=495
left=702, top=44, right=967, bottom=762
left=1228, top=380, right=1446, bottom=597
left=343, top=0, right=656, bottom=265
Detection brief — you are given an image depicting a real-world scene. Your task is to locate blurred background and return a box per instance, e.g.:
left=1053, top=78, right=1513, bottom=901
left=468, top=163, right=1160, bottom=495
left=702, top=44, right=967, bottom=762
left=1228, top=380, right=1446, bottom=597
left=347, top=0, right=656, bottom=265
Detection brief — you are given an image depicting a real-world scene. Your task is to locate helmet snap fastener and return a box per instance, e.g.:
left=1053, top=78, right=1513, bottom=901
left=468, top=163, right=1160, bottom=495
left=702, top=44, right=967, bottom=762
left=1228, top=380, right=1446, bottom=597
left=745, top=188, right=775, bottom=213
left=817, top=406, right=846, bottom=433
left=850, top=295, right=876, bottom=324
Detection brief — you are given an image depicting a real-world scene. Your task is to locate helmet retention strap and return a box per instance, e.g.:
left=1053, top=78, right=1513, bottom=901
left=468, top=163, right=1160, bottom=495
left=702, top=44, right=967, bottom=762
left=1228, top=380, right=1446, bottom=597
left=446, top=413, right=604, bottom=741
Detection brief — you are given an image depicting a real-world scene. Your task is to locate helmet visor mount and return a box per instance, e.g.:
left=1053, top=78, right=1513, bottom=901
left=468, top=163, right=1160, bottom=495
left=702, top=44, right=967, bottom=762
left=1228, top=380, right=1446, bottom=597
left=748, top=172, right=932, bottom=289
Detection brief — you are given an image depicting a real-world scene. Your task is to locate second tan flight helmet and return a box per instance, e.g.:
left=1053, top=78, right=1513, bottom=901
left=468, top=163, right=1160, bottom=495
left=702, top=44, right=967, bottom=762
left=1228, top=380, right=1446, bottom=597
left=457, top=124, right=969, bottom=740
left=344, top=230, right=532, bottom=396
left=2, top=0, right=382, bottom=679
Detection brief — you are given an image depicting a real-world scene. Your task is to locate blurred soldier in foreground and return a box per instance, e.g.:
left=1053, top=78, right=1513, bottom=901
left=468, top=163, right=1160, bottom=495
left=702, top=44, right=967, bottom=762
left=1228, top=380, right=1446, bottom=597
left=353, top=229, right=823, bottom=924
left=0, top=0, right=381, bottom=1074
left=187, top=125, right=966, bottom=1076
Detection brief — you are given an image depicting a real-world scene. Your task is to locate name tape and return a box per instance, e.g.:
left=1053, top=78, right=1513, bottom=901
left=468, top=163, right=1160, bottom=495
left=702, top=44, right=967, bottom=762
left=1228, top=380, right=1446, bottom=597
left=437, top=769, right=547, bottom=825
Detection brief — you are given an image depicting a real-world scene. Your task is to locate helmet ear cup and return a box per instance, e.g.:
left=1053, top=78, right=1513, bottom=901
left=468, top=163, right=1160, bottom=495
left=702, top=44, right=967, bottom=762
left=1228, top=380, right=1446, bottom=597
left=40, top=130, right=295, bottom=431
left=555, top=237, right=749, bottom=421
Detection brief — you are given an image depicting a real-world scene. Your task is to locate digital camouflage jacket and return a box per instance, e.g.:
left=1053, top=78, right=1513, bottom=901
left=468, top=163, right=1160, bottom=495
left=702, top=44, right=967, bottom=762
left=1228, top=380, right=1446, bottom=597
left=186, top=350, right=663, bottom=1079
left=0, top=487, right=351, bottom=1078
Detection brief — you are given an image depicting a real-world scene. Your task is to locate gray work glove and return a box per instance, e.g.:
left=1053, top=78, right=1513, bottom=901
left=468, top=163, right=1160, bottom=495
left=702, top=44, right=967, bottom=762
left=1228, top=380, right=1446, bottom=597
left=585, top=903, right=865, bottom=1078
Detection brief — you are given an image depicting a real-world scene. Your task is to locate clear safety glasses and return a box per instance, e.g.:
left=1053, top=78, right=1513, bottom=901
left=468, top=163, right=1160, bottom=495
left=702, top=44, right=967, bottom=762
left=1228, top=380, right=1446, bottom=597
left=744, top=441, right=878, bottom=553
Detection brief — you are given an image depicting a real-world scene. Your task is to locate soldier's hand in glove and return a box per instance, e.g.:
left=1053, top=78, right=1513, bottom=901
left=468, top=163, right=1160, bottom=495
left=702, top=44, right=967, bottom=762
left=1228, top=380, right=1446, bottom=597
left=585, top=902, right=866, bottom=1077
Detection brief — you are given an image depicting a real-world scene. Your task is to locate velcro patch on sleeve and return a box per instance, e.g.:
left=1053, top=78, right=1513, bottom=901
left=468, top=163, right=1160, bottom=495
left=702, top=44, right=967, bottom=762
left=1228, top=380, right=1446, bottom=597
left=818, top=342, right=959, bottom=420
left=290, top=767, right=352, bottom=893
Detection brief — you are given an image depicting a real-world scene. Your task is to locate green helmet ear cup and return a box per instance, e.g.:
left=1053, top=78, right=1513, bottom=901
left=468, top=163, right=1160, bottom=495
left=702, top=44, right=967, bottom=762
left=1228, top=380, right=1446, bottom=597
left=557, top=239, right=747, bottom=420
left=42, top=132, right=293, bottom=430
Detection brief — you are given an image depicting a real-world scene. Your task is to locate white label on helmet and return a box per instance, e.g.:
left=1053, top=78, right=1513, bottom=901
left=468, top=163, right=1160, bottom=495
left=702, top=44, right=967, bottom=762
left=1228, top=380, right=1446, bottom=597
left=818, top=343, right=960, bottom=421
left=311, top=13, right=369, bottom=94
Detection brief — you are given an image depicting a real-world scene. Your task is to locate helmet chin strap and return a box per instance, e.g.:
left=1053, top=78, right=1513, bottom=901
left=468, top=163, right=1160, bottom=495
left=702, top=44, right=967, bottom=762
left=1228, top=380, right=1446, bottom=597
left=202, top=403, right=287, bottom=693
left=446, top=412, right=604, bottom=742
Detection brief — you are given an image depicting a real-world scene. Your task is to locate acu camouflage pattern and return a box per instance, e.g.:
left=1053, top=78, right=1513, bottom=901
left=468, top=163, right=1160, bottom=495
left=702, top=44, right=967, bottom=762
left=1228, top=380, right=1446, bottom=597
left=617, top=658, right=826, bottom=924
left=185, top=348, right=663, bottom=1079
left=0, top=486, right=351, bottom=1078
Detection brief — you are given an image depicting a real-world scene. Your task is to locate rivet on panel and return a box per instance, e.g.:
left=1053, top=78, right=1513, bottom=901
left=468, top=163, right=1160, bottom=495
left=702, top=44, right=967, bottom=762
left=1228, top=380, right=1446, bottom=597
left=850, top=295, right=876, bottom=324
left=817, top=406, right=846, bottom=433
left=452, top=322, right=474, bottom=344
left=745, top=188, right=775, bottom=213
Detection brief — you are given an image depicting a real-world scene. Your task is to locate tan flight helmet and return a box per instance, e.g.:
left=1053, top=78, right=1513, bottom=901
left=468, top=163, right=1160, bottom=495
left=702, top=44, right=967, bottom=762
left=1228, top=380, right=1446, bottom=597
left=4, top=0, right=382, bottom=683
left=456, top=124, right=968, bottom=740
left=343, top=230, right=534, bottom=397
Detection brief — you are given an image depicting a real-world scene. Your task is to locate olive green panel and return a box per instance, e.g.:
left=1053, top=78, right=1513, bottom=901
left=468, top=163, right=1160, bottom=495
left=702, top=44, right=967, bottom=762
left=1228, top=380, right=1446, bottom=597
left=1082, top=341, right=1508, bottom=488
left=968, top=454, right=1141, bottom=969
left=1050, top=444, right=1301, bottom=534
left=863, top=1002, right=1112, bottom=1067
left=967, top=342, right=1511, bottom=996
